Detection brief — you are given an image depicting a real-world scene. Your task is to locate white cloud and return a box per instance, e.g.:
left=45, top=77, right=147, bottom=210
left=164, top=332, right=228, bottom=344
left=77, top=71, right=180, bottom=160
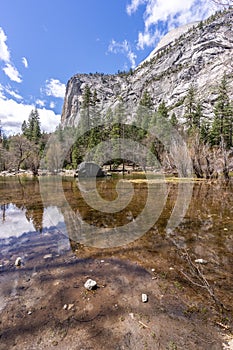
left=5, top=86, right=22, bottom=100
left=7, top=90, right=22, bottom=100
left=0, top=27, right=10, bottom=62
left=36, top=99, right=45, bottom=107
left=0, top=97, right=60, bottom=135
left=0, top=84, right=6, bottom=100
left=38, top=108, right=61, bottom=133
left=50, top=101, right=55, bottom=109
left=108, top=39, right=137, bottom=68
left=0, top=84, right=22, bottom=100
left=0, top=27, right=23, bottom=82
left=126, top=0, right=218, bottom=49
left=126, top=0, right=146, bottom=15
left=45, top=78, right=66, bottom=98
left=138, top=27, right=162, bottom=49
left=22, top=57, right=28, bottom=68
left=3, top=63, right=22, bottom=83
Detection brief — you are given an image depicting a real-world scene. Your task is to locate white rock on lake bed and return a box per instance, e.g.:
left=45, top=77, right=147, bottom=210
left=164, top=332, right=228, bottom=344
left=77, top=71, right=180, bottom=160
left=15, top=257, right=22, bottom=266
left=43, top=254, right=53, bottom=260
left=84, top=279, right=97, bottom=290
left=142, top=294, right=148, bottom=303
left=195, top=258, right=208, bottom=264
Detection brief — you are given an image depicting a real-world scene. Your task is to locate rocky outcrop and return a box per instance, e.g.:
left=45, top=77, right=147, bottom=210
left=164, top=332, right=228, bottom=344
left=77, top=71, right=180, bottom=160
left=61, top=9, right=233, bottom=126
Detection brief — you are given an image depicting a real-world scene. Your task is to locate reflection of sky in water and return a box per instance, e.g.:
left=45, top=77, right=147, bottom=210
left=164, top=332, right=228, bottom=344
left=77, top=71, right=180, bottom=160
left=43, top=206, right=65, bottom=229
left=0, top=204, right=65, bottom=239
left=43, top=206, right=67, bottom=235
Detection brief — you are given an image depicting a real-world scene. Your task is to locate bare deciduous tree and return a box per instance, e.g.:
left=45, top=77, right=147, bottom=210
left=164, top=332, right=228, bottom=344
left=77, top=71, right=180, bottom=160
left=7, top=136, right=41, bottom=175
left=9, top=136, right=31, bottom=171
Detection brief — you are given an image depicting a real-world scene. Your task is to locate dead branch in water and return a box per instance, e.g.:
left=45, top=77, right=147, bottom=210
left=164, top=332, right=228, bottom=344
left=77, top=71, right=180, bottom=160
left=168, top=236, right=226, bottom=311
left=179, top=250, right=225, bottom=310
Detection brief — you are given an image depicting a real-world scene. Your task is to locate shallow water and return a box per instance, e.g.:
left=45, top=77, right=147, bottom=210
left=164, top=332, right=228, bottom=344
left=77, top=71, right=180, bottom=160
left=0, top=176, right=233, bottom=309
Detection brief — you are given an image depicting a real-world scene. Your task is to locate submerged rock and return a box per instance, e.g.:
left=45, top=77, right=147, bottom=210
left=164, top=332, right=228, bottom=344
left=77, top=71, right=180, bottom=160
left=141, top=293, right=148, bottom=303
left=43, top=254, right=53, bottom=260
left=195, top=258, right=208, bottom=264
left=84, top=279, right=97, bottom=290
left=63, top=304, right=74, bottom=310
left=15, top=257, right=22, bottom=267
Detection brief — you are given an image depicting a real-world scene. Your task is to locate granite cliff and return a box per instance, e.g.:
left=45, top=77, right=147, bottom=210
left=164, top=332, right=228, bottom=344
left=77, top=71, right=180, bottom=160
left=61, top=9, right=233, bottom=126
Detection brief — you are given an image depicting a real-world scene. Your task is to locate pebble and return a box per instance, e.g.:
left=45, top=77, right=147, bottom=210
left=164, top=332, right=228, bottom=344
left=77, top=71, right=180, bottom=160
left=84, top=279, right=97, bottom=290
left=195, top=258, right=208, bottom=264
left=142, top=293, right=148, bottom=303
left=43, top=254, right=53, bottom=260
left=67, top=304, right=74, bottom=310
left=15, top=257, right=22, bottom=267
left=151, top=268, right=155, bottom=272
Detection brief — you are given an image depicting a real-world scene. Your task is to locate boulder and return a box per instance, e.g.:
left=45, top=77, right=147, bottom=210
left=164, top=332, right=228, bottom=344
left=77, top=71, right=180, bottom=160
left=76, top=162, right=105, bottom=178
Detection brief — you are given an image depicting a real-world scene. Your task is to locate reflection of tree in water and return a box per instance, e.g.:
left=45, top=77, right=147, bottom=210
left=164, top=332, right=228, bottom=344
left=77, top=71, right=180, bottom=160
left=25, top=206, right=43, bottom=233
left=0, top=203, right=9, bottom=222
left=63, top=178, right=148, bottom=228
left=18, top=177, right=44, bottom=232
left=64, top=178, right=233, bottom=256
left=0, top=177, right=44, bottom=232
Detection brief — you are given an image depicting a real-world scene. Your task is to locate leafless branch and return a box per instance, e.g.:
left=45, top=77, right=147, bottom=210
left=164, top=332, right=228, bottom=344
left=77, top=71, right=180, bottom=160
left=178, top=249, right=225, bottom=310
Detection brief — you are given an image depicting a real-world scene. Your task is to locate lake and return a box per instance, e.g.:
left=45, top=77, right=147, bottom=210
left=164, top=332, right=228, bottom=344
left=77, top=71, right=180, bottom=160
left=0, top=175, right=232, bottom=349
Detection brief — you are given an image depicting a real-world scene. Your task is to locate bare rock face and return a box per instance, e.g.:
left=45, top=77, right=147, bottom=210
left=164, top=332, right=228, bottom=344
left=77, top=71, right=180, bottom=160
left=61, top=9, right=233, bottom=126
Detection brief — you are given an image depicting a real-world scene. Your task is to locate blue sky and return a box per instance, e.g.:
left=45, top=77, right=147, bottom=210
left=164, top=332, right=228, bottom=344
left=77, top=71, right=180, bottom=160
left=0, top=0, right=218, bottom=134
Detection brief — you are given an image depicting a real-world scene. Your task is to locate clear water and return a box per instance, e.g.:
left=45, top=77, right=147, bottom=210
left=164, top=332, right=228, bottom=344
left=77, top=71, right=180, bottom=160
left=0, top=176, right=232, bottom=309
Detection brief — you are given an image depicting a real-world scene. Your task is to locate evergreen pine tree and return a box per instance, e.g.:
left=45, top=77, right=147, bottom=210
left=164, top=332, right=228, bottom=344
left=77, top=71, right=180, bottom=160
left=193, top=101, right=202, bottom=129
left=210, top=74, right=232, bottom=147
left=82, top=84, right=92, bottom=130
left=184, top=85, right=204, bottom=133
left=21, top=120, right=27, bottom=136
left=72, top=143, right=82, bottom=168
left=157, top=100, right=168, bottom=119
left=200, top=120, right=210, bottom=143
left=135, top=90, right=153, bottom=138
left=184, top=84, right=197, bottom=130
left=139, top=90, right=153, bottom=109
left=170, top=112, right=178, bottom=128
left=22, top=109, right=41, bottom=143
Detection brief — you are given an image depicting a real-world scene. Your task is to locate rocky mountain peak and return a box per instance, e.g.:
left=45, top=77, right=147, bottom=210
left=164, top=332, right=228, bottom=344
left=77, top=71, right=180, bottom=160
left=61, top=8, right=233, bottom=127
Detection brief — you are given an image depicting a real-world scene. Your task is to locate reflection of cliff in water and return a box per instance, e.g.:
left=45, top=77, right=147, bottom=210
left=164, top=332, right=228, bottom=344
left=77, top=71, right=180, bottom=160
left=0, top=177, right=44, bottom=232
left=60, top=177, right=233, bottom=266
left=64, top=179, right=233, bottom=312
left=1, top=176, right=233, bottom=278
